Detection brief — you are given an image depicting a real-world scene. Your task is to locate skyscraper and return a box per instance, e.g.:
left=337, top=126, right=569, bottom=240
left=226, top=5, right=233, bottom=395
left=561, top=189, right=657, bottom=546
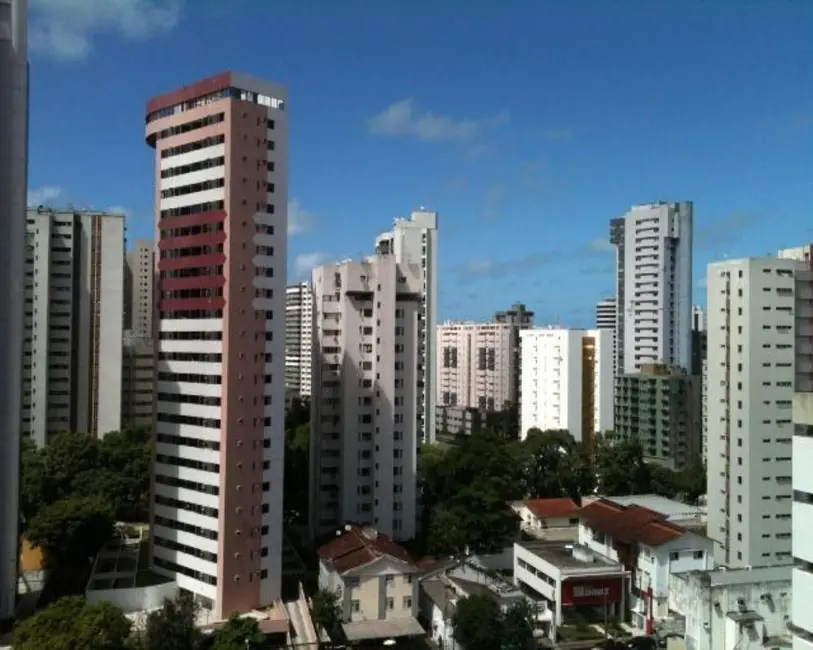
left=23, top=207, right=125, bottom=446
left=284, top=282, right=313, bottom=399
left=375, top=210, right=438, bottom=442
left=706, top=256, right=803, bottom=568
left=610, top=202, right=693, bottom=375
left=145, top=72, right=288, bottom=618
left=309, top=253, right=422, bottom=541
left=493, top=302, right=534, bottom=406
left=0, top=0, right=27, bottom=621
left=125, top=239, right=155, bottom=339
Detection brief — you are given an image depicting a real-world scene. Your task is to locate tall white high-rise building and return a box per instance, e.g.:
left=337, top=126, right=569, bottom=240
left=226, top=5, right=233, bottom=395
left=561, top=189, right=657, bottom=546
left=519, top=328, right=614, bottom=443
left=375, top=210, right=438, bottom=442
left=595, top=297, right=617, bottom=375
left=0, top=0, right=27, bottom=622
left=309, top=253, right=422, bottom=542
left=706, top=257, right=803, bottom=569
left=610, top=202, right=693, bottom=375
left=436, top=321, right=515, bottom=411
left=23, top=207, right=125, bottom=446
left=146, top=72, right=288, bottom=618
left=285, top=282, right=313, bottom=399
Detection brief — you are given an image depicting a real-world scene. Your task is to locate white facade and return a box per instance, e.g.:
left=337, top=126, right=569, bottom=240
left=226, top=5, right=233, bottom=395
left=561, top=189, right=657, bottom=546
left=519, top=328, right=613, bottom=442
left=23, top=208, right=125, bottom=446
left=309, top=254, right=423, bottom=541
left=668, top=566, right=792, bottom=650
left=375, top=210, right=438, bottom=442
left=792, top=262, right=813, bottom=650
left=285, top=282, right=313, bottom=398
left=125, top=239, right=154, bottom=339
left=0, top=0, right=27, bottom=622
left=612, top=202, right=693, bottom=375
left=436, top=321, right=515, bottom=411
left=706, top=257, right=804, bottom=569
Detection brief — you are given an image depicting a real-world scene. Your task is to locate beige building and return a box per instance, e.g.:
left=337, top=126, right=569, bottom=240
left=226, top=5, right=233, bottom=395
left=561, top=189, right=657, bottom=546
left=23, top=207, right=125, bottom=446
left=437, top=321, right=515, bottom=411
left=121, top=333, right=154, bottom=429
left=317, top=525, right=423, bottom=644
left=309, top=252, right=422, bottom=542
left=124, top=238, right=154, bottom=339
left=285, top=282, right=313, bottom=398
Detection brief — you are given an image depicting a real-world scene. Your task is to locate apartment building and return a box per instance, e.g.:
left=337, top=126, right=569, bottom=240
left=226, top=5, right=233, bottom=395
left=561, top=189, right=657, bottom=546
left=437, top=321, right=515, bottom=411
left=375, top=210, right=438, bottom=442
left=121, top=333, right=154, bottom=429
left=125, top=238, right=154, bottom=339
left=706, top=257, right=803, bottom=569
left=519, top=328, right=613, bottom=444
left=595, top=297, right=617, bottom=376
left=614, top=364, right=701, bottom=469
left=309, top=253, right=422, bottom=542
left=23, top=207, right=125, bottom=446
left=0, top=0, right=27, bottom=621
left=610, top=202, right=693, bottom=375
left=791, top=256, right=813, bottom=650
left=145, top=72, right=288, bottom=619
left=493, top=302, right=534, bottom=403
left=285, top=282, right=313, bottom=399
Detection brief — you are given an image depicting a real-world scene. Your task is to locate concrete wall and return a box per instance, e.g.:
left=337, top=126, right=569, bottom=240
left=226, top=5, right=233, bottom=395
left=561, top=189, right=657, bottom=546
left=86, top=580, right=178, bottom=614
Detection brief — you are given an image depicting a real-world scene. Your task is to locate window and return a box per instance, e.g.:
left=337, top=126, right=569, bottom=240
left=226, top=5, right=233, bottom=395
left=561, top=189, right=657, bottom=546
left=403, top=596, right=412, bottom=609
left=669, top=552, right=679, bottom=561
left=693, top=550, right=704, bottom=560
left=351, top=600, right=360, bottom=613
left=386, top=597, right=394, bottom=610
left=385, top=575, right=394, bottom=586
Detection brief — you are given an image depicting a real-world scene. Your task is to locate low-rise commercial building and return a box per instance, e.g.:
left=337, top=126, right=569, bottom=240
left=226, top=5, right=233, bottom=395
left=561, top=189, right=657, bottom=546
left=318, top=525, right=424, bottom=644
left=514, top=539, right=629, bottom=637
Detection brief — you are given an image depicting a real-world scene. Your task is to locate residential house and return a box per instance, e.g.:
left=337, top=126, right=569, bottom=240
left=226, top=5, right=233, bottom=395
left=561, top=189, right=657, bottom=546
left=318, top=525, right=424, bottom=644
left=511, top=498, right=580, bottom=540
left=577, top=498, right=715, bottom=634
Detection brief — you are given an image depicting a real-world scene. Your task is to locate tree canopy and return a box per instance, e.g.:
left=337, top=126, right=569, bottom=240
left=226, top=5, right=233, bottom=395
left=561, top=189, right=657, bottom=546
left=141, top=592, right=202, bottom=650
left=451, top=593, right=504, bottom=650
left=420, top=420, right=706, bottom=555
left=12, top=596, right=132, bottom=650
left=20, top=427, right=152, bottom=568
left=211, top=614, right=266, bottom=650
left=310, top=588, right=343, bottom=640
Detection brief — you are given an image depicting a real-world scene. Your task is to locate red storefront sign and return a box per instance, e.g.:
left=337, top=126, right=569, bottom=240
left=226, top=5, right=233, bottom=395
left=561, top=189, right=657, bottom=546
left=560, top=577, right=623, bottom=606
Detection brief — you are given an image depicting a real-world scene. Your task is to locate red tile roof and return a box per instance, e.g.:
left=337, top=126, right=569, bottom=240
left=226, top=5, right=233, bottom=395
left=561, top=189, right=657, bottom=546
left=318, top=525, right=416, bottom=574
left=525, top=498, right=580, bottom=520
left=577, top=498, right=685, bottom=547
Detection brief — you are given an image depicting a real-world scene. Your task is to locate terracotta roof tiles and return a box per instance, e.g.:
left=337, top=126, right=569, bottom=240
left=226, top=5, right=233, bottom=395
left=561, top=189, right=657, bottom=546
left=524, top=498, right=580, bottom=520
left=577, top=498, right=685, bottom=547
left=317, top=525, right=416, bottom=574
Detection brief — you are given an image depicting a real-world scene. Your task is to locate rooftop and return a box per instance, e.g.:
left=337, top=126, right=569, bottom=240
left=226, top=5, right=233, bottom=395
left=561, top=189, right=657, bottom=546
left=317, top=525, right=415, bottom=574
left=523, top=498, right=580, bottom=520
left=604, top=495, right=705, bottom=522
left=517, top=540, right=621, bottom=572
left=577, top=499, right=689, bottom=547
left=674, top=564, right=792, bottom=588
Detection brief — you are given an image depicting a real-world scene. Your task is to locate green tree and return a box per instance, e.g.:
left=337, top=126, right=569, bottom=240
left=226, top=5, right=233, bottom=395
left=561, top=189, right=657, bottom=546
left=211, top=614, right=265, bottom=649
left=20, top=439, right=48, bottom=528
left=594, top=434, right=653, bottom=495
left=13, top=596, right=131, bottom=650
left=675, top=456, right=706, bottom=504
left=520, top=429, right=595, bottom=499
left=427, top=507, right=467, bottom=556
left=451, top=593, right=503, bottom=650
left=143, top=592, right=202, bottom=650
left=26, top=495, right=114, bottom=567
left=310, top=588, right=343, bottom=639
left=501, top=600, right=538, bottom=650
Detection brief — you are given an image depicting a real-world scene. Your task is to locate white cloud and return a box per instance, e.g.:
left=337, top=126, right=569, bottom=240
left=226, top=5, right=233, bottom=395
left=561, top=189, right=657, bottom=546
left=27, top=185, right=62, bottom=206
left=29, top=0, right=181, bottom=60
left=586, top=238, right=615, bottom=254
left=288, top=199, right=316, bottom=236
left=293, top=252, right=331, bottom=279
left=369, top=98, right=509, bottom=142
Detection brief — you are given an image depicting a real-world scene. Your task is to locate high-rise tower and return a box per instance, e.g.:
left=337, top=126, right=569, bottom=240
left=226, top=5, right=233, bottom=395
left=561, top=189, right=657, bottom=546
left=145, top=72, right=288, bottom=618
left=611, top=202, right=693, bottom=374
left=0, top=0, right=27, bottom=622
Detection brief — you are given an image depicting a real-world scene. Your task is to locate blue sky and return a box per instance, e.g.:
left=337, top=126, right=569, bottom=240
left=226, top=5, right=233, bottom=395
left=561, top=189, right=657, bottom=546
left=26, top=0, right=813, bottom=326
